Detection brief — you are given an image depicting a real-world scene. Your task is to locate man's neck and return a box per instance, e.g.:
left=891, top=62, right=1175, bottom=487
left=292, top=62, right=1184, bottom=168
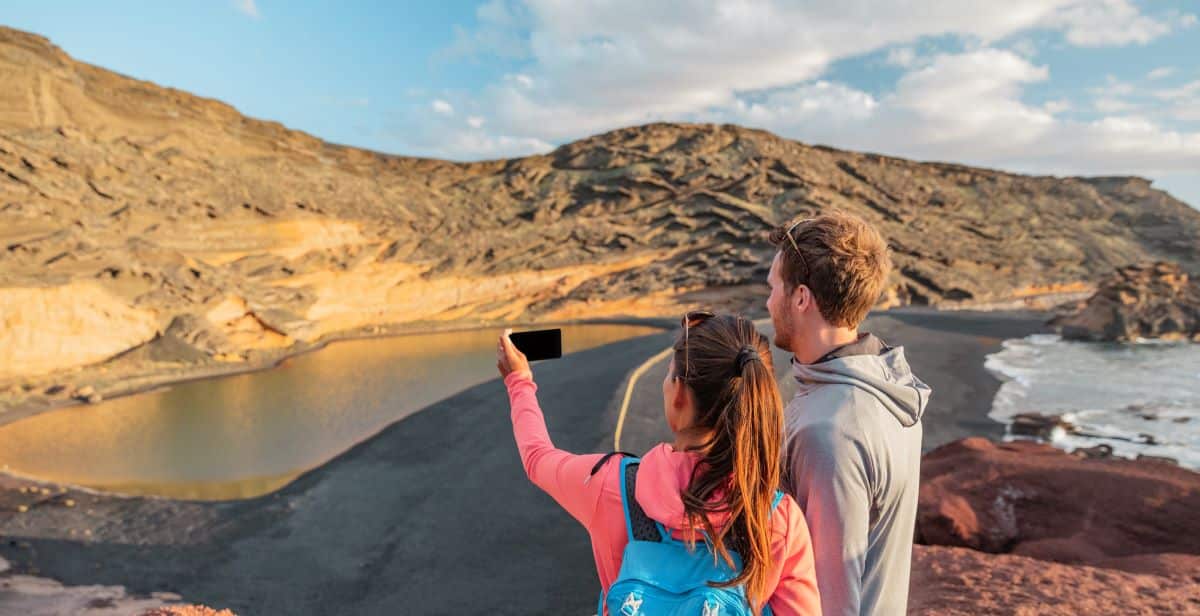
left=791, top=326, right=860, bottom=365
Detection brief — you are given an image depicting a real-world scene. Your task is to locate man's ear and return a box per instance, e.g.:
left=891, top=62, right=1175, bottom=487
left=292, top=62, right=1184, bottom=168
left=792, top=284, right=811, bottom=313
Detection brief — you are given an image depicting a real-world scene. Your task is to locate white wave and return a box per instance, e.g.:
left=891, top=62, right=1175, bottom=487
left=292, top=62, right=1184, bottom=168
left=984, top=334, right=1200, bottom=469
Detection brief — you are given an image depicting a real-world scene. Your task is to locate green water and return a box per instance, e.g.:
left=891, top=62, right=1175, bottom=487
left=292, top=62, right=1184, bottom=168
left=0, top=324, right=662, bottom=501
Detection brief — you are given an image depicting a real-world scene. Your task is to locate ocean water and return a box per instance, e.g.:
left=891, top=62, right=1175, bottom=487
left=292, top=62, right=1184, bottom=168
left=985, top=334, right=1200, bottom=469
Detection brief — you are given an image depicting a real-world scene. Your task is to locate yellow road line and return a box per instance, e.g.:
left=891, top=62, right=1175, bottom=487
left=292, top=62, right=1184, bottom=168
left=613, top=346, right=675, bottom=450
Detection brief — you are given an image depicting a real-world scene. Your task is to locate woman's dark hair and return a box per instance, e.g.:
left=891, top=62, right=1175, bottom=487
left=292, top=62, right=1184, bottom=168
left=672, top=313, right=783, bottom=613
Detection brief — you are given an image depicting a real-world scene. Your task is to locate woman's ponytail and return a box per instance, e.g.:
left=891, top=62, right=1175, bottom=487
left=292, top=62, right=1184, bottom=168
left=674, top=316, right=784, bottom=614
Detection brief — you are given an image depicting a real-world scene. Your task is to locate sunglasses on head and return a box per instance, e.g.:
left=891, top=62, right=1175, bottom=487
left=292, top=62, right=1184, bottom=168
left=783, top=218, right=812, bottom=279
left=679, top=310, right=715, bottom=381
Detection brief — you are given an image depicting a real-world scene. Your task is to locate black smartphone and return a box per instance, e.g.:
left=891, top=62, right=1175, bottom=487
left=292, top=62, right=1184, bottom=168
left=509, top=328, right=563, bottom=361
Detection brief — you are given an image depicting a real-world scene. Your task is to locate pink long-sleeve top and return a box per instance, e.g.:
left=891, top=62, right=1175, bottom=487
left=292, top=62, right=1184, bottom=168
left=505, top=371, right=822, bottom=615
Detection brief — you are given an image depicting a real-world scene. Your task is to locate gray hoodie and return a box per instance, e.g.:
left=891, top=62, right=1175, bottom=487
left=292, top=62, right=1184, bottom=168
left=783, top=335, right=930, bottom=616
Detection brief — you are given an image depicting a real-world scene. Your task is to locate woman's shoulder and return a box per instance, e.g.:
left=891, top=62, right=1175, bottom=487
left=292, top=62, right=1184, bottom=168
left=770, top=492, right=812, bottom=542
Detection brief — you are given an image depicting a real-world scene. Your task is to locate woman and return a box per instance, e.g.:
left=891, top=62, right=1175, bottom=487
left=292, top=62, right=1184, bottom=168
left=497, top=313, right=821, bottom=615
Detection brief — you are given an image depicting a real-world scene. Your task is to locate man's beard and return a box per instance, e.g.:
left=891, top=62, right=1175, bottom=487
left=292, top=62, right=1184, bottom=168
left=772, top=310, right=793, bottom=352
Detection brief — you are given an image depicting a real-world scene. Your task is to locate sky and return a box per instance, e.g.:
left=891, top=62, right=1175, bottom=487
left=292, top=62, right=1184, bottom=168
left=4, top=1, right=1199, bottom=208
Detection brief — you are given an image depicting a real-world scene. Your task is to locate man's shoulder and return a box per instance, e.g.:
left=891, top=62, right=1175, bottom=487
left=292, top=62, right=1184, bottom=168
left=784, top=404, right=866, bottom=452
left=783, top=380, right=857, bottom=411
left=784, top=384, right=873, bottom=430
left=786, top=388, right=904, bottom=463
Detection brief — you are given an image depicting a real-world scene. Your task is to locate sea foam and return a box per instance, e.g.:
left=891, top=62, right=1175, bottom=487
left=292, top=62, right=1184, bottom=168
left=984, top=334, right=1200, bottom=469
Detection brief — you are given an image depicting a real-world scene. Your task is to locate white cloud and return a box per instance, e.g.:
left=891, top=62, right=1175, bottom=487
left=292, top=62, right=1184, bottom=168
left=885, top=50, right=1054, bottom=153
left=439, top=0, right=529, bottom=60
left=1041, top=117, right=1200, bottom=173
left=432, top=99, right=455, bottom=115
left=233, top=0, right=259, bottom=19
left=885, top=47, right=917, bottom=67
left=1151, top=80, right=1200, bottom=124
left=1155, top=81, right=1200, bottom=101
left=1042, top=0, right=1170, bottom=46
left=1008, top=38, right=1039, bottom=58
left=433, top=131, right=553, bottom=159
left=714, top=81, right=878, bottom=140
left=1097, top=75, right=1136, bottom=96
left=468, top=133, right=551, bottom=157
left=435, top=0, right=1180, bottom=147
left=1182, top=14, right=1198, bottom=28
left=720, top=49, right=1199, bottom=177
left=1094, top=97, right=1135, bottom=113
left=467, top=116, right=486, bottom=128
left=704, top=50, right=1054, bottom=159
left=1043, top=99, right=1072, bottom=114
left=467, top=1, right=1098, bottom=142
left=416, top=1, right=1199, bottom=196
left=1170, top=102, right=1200, bottom=122
left=1147, top=67, right=1175, bottom=80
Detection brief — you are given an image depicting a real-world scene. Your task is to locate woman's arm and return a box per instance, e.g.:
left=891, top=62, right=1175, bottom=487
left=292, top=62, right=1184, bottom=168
left=767, top=498, right=823, bottom=615
left=500, top=332, right=609, bottom=527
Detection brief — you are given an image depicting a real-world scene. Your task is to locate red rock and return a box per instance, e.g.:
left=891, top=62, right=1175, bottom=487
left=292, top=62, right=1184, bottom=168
left=140, top=607, right=236, bottom=616
left=909, top=545, right=1200, bottom=615
left=917, top=438, right=1200, bottom=570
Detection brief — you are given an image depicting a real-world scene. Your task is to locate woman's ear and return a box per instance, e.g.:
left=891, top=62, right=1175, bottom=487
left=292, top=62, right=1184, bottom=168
left=671, top=378, right=689, bottom=411
left=673, top=381, right=699, bottom=433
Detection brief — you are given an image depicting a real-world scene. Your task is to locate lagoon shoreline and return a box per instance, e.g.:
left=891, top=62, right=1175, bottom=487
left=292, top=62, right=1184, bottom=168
left=0, top=315, right=678, bottom=432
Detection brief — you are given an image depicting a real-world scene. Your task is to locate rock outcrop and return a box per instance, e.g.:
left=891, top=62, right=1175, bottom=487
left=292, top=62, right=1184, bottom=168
left=913, top=438, right=1200, bottom=613
left=0, top=282, right=159, bottom=379
left=2, top=25, right=1199, bottom=406
left=917, top=438, right=1200, bottom=569
left=909, top=545, right=1200, bottom=615
left=1052, top=261, right=1200, bottom=342
left=141, top=607, right=236, bottom=616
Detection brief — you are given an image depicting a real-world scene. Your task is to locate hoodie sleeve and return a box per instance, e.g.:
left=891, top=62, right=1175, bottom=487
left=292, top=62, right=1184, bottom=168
left=505, top=371, right=608, bottom=527
left=786, top=420, right=872, bottom=616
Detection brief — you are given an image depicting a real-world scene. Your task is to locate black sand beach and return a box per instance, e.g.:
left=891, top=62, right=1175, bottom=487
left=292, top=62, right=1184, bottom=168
left=0, top=309, right=1048, bottom=615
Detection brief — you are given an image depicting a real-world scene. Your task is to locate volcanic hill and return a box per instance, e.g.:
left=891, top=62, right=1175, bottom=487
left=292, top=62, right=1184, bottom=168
left=2, top=26, right=1198, bottom=405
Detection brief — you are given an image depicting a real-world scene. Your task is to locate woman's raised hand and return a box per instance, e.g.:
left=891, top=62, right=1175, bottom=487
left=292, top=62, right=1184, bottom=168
left=496, top=328, right=533, bottom=380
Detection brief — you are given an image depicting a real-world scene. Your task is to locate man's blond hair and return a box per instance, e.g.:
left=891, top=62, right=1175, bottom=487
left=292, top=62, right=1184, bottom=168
left=768, top=211, right=892, bottom=328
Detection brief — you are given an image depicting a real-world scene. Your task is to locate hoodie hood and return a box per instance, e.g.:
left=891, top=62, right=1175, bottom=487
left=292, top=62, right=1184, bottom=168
left=634, top=443, right=731, bottom=533
left=791, top=343, right=930, bottom=427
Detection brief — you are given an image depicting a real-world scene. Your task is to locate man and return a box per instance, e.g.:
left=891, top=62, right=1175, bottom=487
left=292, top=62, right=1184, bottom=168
left=765, top=211, right=930, bottom=615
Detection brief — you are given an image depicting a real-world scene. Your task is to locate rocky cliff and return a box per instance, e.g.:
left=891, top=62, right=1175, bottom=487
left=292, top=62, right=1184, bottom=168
left=1052, top=261, right=1200, bottom=342
left=2, top=26, right=1198, bottom=401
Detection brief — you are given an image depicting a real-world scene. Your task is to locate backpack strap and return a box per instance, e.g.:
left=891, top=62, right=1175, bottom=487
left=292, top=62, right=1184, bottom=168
left=585, top=451, right=661, bottom=542
left=619, top=458, right=664, bottom=542
left=588, top=450, right=636, bottom=478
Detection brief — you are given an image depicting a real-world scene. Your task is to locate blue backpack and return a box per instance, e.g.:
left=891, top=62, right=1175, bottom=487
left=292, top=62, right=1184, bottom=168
left=598, top=455, right=783, bottom=616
